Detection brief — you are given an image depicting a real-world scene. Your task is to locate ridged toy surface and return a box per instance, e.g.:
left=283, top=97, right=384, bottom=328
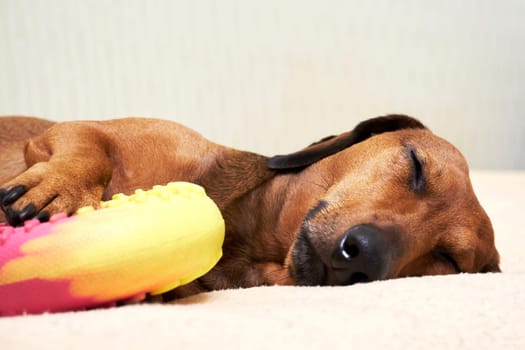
left=0, top=182, right=225, bottom=316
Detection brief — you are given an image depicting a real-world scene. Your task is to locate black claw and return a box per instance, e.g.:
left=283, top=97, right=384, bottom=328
left=0, top=188, right=7, bottom=201
left=36, top=211, right=50, bottom=223
left=19, top=204, right=37, bottom=221
left=6, top=207, right=22, bottom=227
left=2, top=185, right=28, bottom=206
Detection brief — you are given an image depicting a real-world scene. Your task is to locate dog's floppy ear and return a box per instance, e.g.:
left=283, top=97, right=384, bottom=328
left=267, top=114, right=426, bottom=170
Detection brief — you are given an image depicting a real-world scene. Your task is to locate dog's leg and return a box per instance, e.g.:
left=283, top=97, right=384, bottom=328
left=0, top=122, right=113, bottom=226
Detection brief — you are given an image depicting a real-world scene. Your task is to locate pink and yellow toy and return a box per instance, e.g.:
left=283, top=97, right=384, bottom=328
left=0, top=182, right=225, bottom=316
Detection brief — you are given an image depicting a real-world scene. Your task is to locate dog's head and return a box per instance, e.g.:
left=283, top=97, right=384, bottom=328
left=268, top=115, right=500, bottom=286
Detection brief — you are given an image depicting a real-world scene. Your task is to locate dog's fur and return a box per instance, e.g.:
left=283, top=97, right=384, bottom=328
left=0, top=115, right=500, bottom=297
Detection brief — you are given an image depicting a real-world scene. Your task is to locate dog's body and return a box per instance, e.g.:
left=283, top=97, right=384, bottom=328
left=0, top=115, right=500, bottom=297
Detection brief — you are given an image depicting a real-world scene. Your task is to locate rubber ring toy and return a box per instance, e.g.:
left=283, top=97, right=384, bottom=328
left=0, top=182, right=225, bottom=316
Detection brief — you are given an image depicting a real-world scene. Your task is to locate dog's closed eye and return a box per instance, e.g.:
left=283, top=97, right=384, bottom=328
left=407, top=147, right=425, bottom=193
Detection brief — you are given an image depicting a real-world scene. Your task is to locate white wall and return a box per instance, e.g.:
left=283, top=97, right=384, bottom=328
left=1, top=0, right=524, bottom=169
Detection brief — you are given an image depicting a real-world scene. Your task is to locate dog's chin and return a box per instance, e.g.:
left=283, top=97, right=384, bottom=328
left=290, top=227, right=329, bottom=286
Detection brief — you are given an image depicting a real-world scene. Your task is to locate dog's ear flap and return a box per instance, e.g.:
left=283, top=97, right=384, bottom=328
left=267, top=114, right=426, bottom=170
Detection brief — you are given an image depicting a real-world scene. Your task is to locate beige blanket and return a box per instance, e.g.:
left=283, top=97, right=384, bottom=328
left=1, top=171, right=524, bottom=349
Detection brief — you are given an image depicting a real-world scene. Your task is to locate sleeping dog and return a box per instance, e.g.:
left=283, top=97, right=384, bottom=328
left=0, top=115, right=500, bottom=297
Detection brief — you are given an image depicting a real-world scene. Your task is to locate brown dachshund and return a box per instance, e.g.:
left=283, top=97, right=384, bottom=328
left=0, top=115, right=500, bottom=297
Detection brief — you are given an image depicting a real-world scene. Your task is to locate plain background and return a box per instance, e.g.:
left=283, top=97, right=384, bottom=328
left=1, top=0, right=524, bottom=169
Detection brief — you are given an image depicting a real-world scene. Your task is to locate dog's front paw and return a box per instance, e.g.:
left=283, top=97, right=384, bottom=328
left=0, top=164, right=104, bottom=227
left=0, top=185, right=51, bottom=226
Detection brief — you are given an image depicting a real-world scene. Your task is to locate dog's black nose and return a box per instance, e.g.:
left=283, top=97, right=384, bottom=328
left=331, top=224, right=393, bottom=285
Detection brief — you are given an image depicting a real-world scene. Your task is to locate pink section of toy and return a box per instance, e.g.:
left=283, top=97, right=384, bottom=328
left=0, top=278, right=97, bottom=316
left=0, top=215, right=90, bottom=316
left=0, top=215, right=71, bottom=269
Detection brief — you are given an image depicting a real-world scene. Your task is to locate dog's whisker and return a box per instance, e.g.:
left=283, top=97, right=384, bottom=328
left=262, top=266, right=286, bottom=277
left=270, top=273, right=296, bottom=286
left=307, top=180, right=329, bottom=191
left=260, top=265, right=295, bottom=286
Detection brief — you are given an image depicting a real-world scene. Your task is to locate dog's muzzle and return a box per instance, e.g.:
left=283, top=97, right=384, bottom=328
left=292, top=224, right=402, bottom=286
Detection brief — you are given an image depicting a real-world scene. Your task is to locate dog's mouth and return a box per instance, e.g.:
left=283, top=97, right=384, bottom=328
left=290, top=227, right=371, bottom=286
left=290, top=226, right=330, bottom=286
left=290, top=218, right=400, bottom=286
